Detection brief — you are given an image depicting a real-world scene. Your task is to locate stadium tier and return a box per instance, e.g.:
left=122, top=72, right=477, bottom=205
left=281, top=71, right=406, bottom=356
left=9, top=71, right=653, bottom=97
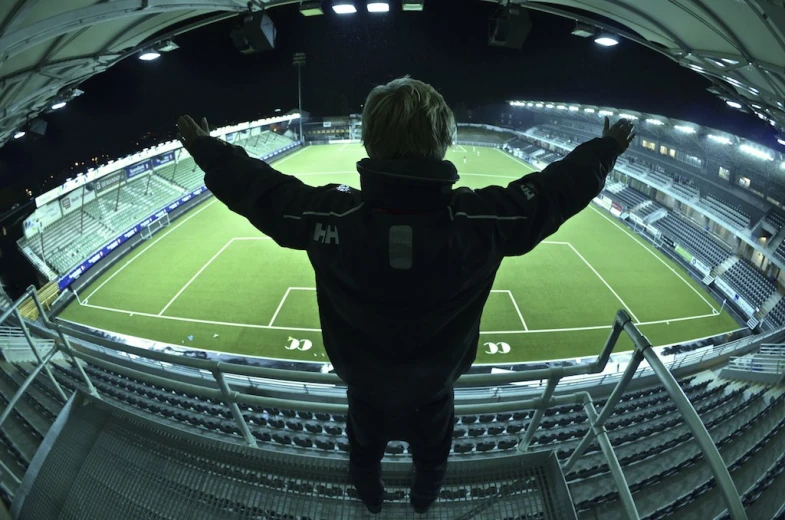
left=720, top=259, right=777, bottom=310
left=654, top=213, right=733, bottom=268
left=699, top=195, right=751, bottom=230
left=765, top=211, right=785, bottom=232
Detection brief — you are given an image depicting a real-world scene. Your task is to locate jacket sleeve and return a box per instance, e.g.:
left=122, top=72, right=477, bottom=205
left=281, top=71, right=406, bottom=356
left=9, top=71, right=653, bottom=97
left=475, top=137, right=622, bottom=256
left=189, top=136, right=324, bottom=250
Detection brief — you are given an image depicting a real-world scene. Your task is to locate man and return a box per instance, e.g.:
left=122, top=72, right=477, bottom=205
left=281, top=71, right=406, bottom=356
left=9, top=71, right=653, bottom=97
left=177, top=77, right=634, bottom=515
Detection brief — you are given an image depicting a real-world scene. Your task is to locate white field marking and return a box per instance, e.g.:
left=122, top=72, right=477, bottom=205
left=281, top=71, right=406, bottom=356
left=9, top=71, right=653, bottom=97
left=82, top=200, right=218, bottom=303
left=495, top=148, right=537, bottom=169
left=635, top=312, right=719, bottom=326
left=338, top=143, right=349, bottom=151
left=505, top=290, right=528, bottom=331
left=268, top=287, right=292, bottom=327
left=541, top=241, right=570, bottom=245
left=269, top=146, right=307, bottom=167
left=458, top=145, right=468, bottom=153
left=289, top=171, right=521, bottom=180
left=78, top=302, right=720, bottom=335
left=589, top=206, right=718, bottom=312
left=566, top=242, right=642, bottom=323
left=81, top=303, right=322, bottom=332
left=158, top=239, right=236, bottom=316
left=233, top=237, right=273, bottom=241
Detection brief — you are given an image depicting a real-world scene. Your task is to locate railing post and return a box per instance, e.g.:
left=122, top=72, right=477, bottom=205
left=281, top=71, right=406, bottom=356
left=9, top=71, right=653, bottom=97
left=0, top=458, right=21, bottom=486
left=583, top=398, right=640, bottom=520
left=0, top=346, right=59, bottom=432
left=30, top=288, right=100, bottom=398
left=517, top=375, right=560, bottom=452
left=563, top=346, right=645, bottom=472
left=13, top=308, right=69, bottom=402
left=629, top=323, right=747, bottom=520
left=212, top=368, right=257, bottom=448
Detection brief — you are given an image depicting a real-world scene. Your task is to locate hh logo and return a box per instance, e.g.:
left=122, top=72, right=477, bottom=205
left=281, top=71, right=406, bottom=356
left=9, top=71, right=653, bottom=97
left=314, top=223, right=339, bottom=244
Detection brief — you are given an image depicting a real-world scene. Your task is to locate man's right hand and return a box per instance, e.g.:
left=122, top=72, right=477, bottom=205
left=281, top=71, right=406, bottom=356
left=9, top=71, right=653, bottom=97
left=603, top=117, right=636, bottom=153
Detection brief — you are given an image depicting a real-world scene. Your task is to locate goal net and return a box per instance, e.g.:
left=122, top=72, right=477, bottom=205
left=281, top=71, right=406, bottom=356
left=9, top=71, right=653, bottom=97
left=141, top=213, right=170, bottom=240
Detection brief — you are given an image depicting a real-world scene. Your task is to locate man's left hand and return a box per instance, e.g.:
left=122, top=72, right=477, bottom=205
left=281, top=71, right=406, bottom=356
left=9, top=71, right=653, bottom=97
left=177, top=115, right=210, bottom=152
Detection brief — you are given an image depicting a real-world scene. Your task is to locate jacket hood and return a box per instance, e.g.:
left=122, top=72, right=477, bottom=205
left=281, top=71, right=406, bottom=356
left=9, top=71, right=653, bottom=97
left=356, top=158, right=460, bottom=211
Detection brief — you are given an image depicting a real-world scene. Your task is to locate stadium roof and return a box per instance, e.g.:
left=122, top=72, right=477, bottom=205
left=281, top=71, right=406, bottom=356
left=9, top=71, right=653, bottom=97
left=0, top=0, right=296, bottom=148
left=504, top=0, right=785, bottom=141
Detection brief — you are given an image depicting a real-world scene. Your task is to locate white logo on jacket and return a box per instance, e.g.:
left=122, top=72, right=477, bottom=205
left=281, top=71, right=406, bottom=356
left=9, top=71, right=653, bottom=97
left=314, top=223, right=339, bottom=244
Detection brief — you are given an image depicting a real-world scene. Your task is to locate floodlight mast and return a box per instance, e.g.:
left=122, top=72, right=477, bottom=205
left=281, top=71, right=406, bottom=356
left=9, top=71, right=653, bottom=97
left=293, top=52, right=307, bottom=142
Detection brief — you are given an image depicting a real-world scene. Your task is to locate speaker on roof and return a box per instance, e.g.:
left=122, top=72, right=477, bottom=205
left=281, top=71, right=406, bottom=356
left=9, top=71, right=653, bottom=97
left=488, top=6, right=532, bottom=50
left=230, top=11, right=277, bottom=55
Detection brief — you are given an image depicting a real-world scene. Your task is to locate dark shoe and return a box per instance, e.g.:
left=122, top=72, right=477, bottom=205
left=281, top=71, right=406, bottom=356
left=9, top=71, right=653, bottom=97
left=350, top=462, right=384, bottom=513
left=363, top=497, right=383, bottom=514
left=410, top=494, right=435, bottom=514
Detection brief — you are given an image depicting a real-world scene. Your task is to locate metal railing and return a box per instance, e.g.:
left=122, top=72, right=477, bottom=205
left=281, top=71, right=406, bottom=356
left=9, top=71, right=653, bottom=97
left=0, top=286, right=761, bottom=519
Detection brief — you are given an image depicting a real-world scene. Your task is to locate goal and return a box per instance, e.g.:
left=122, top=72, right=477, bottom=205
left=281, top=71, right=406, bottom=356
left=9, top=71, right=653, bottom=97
left=141, top=213, right=170, bottom=240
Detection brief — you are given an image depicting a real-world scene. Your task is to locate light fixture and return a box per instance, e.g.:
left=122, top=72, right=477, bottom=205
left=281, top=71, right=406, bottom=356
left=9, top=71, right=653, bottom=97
left=674, top=125, right=695, bottom=134
left=619, top=113, right=639, bottom=120
left=569, top=106, right=579, bottom=111
left=138, top=50, right=161, bottom=61
left=739, top=144, right=773, bottom=161
left=645, top=119, right=664, bottom=125
left=402, top=0, right=423, bottom=10
left=545, top=104, right=554, bottom=108
left=781, top=161, right=785, bottom=169
left=526, top=102, right=534, bottom=107
left=721, top=58, right=740, bottom=65
left=367, top=1, right=389, bottom=12
left=726, top=100, right=743, bottom=109
left=598, top=110, right=613, bottom=116
left=571, top=22, right=595, bottom=38
left=13, top=131, right=25, bottom=139
left=557, top=105, right=567, bottom=110
left=332, top=0, right=357, bottom=13
left=584, top=108, right=595, bottom=113
left=299, top=1, right=324, bottom=15
left=51, top=101, right=67, bottom=110
left=708, top=134, right=732, bottom=145
left=535, top=103, right=543, bottom=108
left=156, top=40, right=179, bottom=53
left=777, top=138, right=785, bottom=146
left=594, top=33, right=619, bottom=47
left=688, top=64, right=704, bottom=72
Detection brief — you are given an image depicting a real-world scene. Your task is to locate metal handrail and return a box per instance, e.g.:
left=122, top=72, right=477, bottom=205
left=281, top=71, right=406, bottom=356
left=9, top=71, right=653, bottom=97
left=0, top=286, right=762, bottom=518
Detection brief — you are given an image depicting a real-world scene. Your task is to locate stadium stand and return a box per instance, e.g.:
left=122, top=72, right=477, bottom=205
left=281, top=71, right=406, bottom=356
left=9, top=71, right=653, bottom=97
left=655, top=213, right=733, bottom=267
left=2, top=358, right=777, bottom=519
left=773, top=241, right=785, bottom=267
left=720, top=259, right=776, bottom=310
left=766, top=299, right=785, bottom=328
left=607, top=186, right=648, bottom=211
left=699, top=195, right=751, bottom=229
left=632, top=201, right=665, bottom=221
left=764, top=211, right=785, bottom=233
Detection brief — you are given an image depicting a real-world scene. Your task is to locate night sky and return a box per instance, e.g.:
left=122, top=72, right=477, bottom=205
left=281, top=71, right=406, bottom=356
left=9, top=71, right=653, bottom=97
left=0, top=1, right=775, bottom=208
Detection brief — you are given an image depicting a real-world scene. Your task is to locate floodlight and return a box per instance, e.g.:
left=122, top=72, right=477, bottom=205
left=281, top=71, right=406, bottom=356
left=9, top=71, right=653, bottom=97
left=402, top=0, right=423, bottom=10
left=721, top=58, right=740, bottom=65
left=138, top=50, right=161, bottom=61
left=367, top=1, right=389, bottom=12
left=674, top=125, right=695, bottom=134
left=526, top=102, right=534, bottom=107
left=535, top=103, right=543, bottom=108
left=156, top=40, right=179, bottom=53
left=51, top=101, right=66, bottom=110
left=598, top=110, right=613, bottom=116
left=299, top=1, right=324, bottom=16
left=688, top=64, right=704, bottom=72
left=781, top=162, right=785, bottom=169
left=739, top=144, right=773, bottom=161
left=332, top=0, right=356, bottom=13
left=594, top=33, right=619, bottom=46
left=571, top=22, right=595, bottom=38
left=645, top=119, right=664, bottom=125
left=569, top=106, right=579, bottom=111
left=778, top=138, right=785, bottom=146
left=584, top=108, right=595, bottom=113
left=708, top=134, right=732, bottom=145
left=726, top=100, right=743, bottom=109
left=13, top=131, right=25, bottom=139
left=556, top=105, right=567, bottom=110
left=545, top=104, right=554, bottom=108
left=619, top=113, right=638, bottom=120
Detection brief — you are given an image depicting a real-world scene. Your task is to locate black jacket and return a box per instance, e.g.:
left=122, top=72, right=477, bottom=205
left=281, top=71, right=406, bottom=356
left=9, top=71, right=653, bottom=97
left=190, top=137, right=622, bottom=406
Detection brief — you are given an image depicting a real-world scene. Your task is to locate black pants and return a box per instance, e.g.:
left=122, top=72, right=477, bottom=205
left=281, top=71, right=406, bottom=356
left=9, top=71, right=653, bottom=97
left=345, top=386, right=454, bottom=502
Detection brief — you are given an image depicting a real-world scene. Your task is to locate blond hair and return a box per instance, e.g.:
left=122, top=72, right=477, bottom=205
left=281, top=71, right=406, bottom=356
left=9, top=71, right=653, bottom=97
left=362, top=77, right=456, bottom=160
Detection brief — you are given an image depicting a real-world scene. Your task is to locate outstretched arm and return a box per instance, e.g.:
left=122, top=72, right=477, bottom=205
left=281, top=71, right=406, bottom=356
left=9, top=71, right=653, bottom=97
left=475, top=117, right=635, bottom=256
left=176, top=115, right=318, bottom=249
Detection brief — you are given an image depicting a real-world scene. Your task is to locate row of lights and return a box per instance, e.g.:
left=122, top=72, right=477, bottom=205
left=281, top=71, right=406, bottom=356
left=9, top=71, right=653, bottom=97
left=509, top=100, right=785, bottom=160
left=300, top=0, right=424, bottom=15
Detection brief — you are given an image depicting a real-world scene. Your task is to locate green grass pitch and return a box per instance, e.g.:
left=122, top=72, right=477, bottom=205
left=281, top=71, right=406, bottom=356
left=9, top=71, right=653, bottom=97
left=59, top=143, right=740, bottom=364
